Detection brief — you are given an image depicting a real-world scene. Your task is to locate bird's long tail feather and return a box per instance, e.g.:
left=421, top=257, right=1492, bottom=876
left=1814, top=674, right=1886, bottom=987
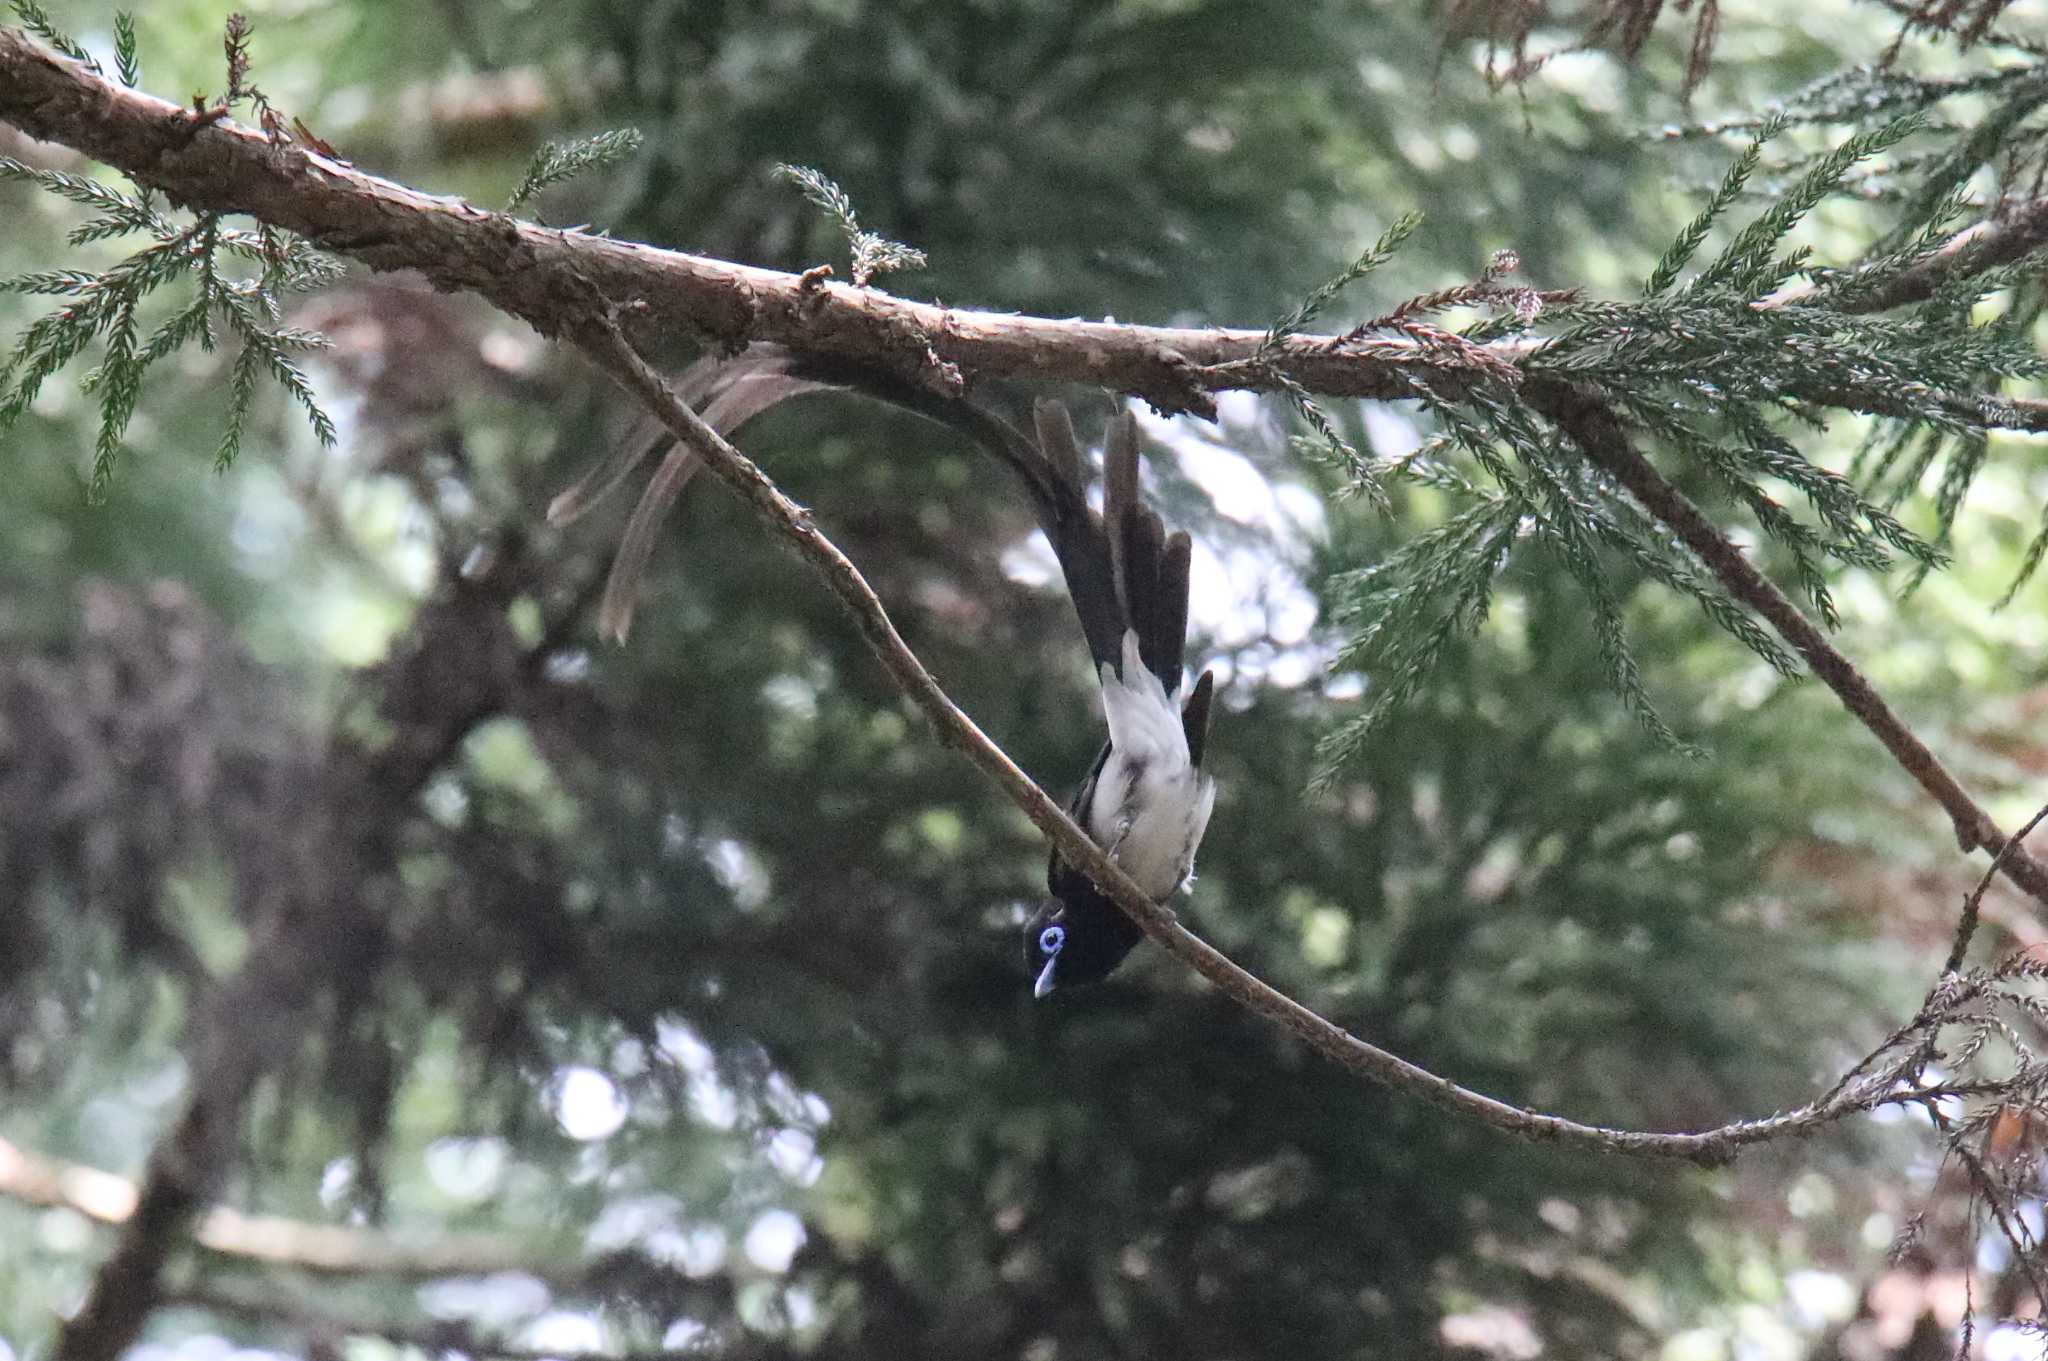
left=557, top=347, right=1199, bottom=734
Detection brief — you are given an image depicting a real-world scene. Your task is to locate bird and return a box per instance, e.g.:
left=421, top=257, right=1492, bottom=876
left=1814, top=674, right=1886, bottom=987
left=1017, top=402, right=1215, bottom=998
left=556, top=348, right=1217, bottom=996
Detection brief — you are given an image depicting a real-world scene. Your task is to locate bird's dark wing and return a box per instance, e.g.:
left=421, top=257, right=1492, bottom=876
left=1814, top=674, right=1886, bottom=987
left=1048, top=740, right=1114, bottom=896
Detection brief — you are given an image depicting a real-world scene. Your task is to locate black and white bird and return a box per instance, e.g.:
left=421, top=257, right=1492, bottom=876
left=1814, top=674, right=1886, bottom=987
left=1017, top=403, right=1215, bottom=998
left=561, top=349, right=1217, bottom=996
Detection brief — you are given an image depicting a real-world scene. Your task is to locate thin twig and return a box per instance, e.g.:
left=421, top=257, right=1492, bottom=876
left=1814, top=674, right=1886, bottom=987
left=1948, top=798, right=2048, bottom=974
left=1954, top=1140, right=2048, bottom=1306
left=9, top=0, right=2047, bottom=1171
left=573, top=314, right=1963, bottom=1168
left=6, top=12, right=2048, bottom=1344
left=4, top=13, right=2040, bottom=1143
left=7, top=27, right=2048, bottom=883
left=1762, top=195, right=2048, bottom=314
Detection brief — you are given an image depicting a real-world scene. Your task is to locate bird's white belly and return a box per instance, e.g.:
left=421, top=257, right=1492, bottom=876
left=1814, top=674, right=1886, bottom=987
left=1089, top=633, right=1217, bottom=901
left=1089, top=748, right=1212, bottom=900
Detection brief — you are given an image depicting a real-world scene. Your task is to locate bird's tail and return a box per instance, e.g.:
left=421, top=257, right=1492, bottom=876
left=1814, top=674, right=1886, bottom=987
left=1084, top=407, right=1211, bottom=765
left=555, top=347, right=1203, bottom=733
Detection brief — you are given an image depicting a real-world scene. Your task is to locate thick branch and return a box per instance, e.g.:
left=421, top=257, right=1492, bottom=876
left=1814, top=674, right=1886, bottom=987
left=1533, top=377, right=2048, bottom=904
left=575, top=316, right=1947, bottom=1168
left=5, top=27, right=2047, bottom=435
left=11, top=29, right=2039, bottom=901
left=0, top=26, right=1421, bottom=418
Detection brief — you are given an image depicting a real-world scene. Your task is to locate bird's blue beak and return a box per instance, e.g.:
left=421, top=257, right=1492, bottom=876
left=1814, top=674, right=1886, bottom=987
left=1033, top=953, right=1059, bottom=999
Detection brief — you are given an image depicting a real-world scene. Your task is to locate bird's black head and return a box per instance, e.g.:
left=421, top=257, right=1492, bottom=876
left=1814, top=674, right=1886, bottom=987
left=1024, top=890, right=1144, bottom=998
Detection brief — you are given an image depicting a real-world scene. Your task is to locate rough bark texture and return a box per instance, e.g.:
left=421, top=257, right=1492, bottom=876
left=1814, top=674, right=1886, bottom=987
left=3, top=25, right=2044, bottom=428
left=0, top=27, right=1431, bottom=418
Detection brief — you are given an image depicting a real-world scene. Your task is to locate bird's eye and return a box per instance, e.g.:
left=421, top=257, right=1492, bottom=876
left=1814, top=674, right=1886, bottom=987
left=1038, top=924, right=1066, bottom=955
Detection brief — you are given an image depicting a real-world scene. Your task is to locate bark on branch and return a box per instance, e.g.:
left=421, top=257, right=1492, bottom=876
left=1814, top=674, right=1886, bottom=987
left=1, top=17, right=2036, bottom=1157
left=1764, top=194, right=2048, bottom=314
left=1, top=26, right=2043, bottom=427
left=6, top=25, right=2043, bottom=910
left=0, top=26, right=1410, bottom=418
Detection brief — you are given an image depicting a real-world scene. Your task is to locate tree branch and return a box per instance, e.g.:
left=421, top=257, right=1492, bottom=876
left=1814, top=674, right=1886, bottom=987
left=1531, top=377, right=2048, bottom=906
left=4, top=26, right=2047, bottom=436
left=1763, top=194, right=2048, bottom=314
left=8, top=25, right=2039, bottom=911
left=571, top=314, right=1971, bottom=1169
left=0, top=1135, right=549, bottom=1278
left=0, top=25, right=1394, bottom=419
left=0, top=4, right=2018, bottom=1161
left=1946, top=798, right=2048, bottom=974
left=166, top=1281, right=789, bottom=1361
left=1, top=3, right=2040, bottom=1261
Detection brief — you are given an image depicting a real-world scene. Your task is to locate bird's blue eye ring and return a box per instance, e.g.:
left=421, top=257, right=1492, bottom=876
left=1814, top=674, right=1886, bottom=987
left=1039, top=924, right=1066, bottom=955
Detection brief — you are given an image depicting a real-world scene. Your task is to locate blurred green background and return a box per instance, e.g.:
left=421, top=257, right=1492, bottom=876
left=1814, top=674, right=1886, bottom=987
left=5, top=2, right=2048, bottom=1359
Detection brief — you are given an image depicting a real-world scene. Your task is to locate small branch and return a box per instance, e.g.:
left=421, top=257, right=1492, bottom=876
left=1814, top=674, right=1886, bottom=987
left=1963, top=391, right=2048, bottom=434
left=1762, top=194, right=2048, bottom=314
left=1948, top=798, right=2048, bottom=974
left=3, top=13, right=2042, bottom=1174
left=1534, top=378, right=2048, bottom=907
left=0, top=1135, right=551, bottom=1278
left=573, top=314, right=1948, bottom=1168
